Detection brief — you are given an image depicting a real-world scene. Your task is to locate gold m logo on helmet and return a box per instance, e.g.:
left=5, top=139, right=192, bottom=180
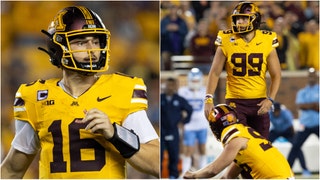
left=208, top=113, right=216, bottom=123
left=208, top=109, right=219, bottom=123
left=53, top=10, right=67, bottom=31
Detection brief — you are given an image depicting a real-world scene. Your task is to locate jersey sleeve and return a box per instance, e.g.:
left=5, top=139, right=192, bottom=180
left=11, top=120, right=40, bottom=154
left=221, top=126, right=241, bottom=145
left=112, top=73, right=148, bottom=116
left=123, top=110, right=159, bottom=143
left=257, top=30, right=279, bottom=49
left=214, top=30, right=224, bottom=46
left=13, top=82, right=39, bottom=130
left=128, top=77, right=148, bottom=114
left=214, top=30, right=232, bottom=56
left=271, top=31, right=279, bottom=48
left=13, top=85, right=28, bottom=121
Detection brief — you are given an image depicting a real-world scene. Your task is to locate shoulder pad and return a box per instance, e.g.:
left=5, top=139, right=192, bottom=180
left=16, top=78, right=58, bottom=102
left=222, top=29, right=233, bottom=34
left=221, top=126, right=240, bottom=145
left=115, top=72, right=135, bottom=79
left=257, top=30, right=279, bottom=48
left=215, top=30, right=233, bottom=46
left=25, top=79, right=46, bottom=87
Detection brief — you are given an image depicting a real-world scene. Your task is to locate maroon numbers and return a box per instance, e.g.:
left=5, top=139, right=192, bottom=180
left=230, top=53, right=263, bottom=76
left=48, top=120, right=67, bottom=173
left=49, top=119, right=106, bottom=173
left=247, top=127, right=272, bottom=151
left=235, top=127, right=272, bottom=175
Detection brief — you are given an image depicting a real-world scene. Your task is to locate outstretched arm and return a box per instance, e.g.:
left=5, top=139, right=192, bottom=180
left=183, top=137, right=247, bottom=179
left=204, top=47, right=226, bottom=119
left=1, top=147, right=36, bottom=178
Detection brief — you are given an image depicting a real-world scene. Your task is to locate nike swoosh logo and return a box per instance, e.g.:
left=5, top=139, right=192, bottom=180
left=97, top=95, right=112, bottom=102
left=256, top=42, right=262, bottom=45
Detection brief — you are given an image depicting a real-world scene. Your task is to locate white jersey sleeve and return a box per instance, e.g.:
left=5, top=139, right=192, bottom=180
left=11, top=120, right=40, bottom=154
left=123, top=110, right=159, bottom=143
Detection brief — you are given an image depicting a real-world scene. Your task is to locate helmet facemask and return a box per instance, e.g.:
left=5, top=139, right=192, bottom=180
left=53, top=28, right=111, bottom=73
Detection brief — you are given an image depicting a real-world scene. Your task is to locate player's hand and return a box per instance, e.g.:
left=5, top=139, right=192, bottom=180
left=204, top=103, right=214, bottom=120
left=76, top=108, right=114, bottom=139
left=183, top=170, right=196, bottom=179
left=257, top=99, right=273, bottom=115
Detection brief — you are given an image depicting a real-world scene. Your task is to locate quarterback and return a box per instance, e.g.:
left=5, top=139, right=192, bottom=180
left=1, top=6, right=159, bottom=178
left=184, top=104, right=294, bottom=179
left=204, top=1, right=281, bottom=139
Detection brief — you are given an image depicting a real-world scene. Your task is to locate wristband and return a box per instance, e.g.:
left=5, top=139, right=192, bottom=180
left=267, top=97, right=274, bottom=104
left=205, top=98, right=214, bottom=104
left=205, top=94, right=214, bottom=104
left=108, top=122, right=140, bottom=158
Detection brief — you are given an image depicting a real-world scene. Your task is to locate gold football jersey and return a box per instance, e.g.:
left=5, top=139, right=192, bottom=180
left=13, top=73, right=148, bottom=178
left=215, top=29, right=279, bottom=99
left=221, top=124, right=294, bottom=179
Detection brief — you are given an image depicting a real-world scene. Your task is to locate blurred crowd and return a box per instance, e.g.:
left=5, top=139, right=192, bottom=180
left=1, top=1, right=159, bottom=178
left=161, top=1, right=319, bottom=71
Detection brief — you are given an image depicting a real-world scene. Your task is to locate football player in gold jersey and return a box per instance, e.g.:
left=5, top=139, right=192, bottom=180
left=1, top=6, right=159, bottom=179
left=204, top=2, right=281, bottom=139
left=184, top=104, right=294, bottom=179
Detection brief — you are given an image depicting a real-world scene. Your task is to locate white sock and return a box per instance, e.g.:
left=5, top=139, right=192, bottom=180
left=199, top=155, right=207, bottom=169
left=182, top=156, right=192, bottom=175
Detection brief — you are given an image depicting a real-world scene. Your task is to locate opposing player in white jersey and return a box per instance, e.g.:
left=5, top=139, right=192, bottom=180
left=178, top=68, right=209, bottom=175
